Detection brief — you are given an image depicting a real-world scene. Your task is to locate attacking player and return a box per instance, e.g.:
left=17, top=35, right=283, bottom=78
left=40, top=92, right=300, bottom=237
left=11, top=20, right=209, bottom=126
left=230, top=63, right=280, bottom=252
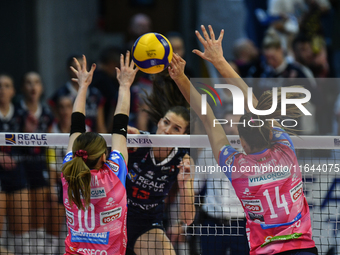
left=126, top=74, right=195, bottom=255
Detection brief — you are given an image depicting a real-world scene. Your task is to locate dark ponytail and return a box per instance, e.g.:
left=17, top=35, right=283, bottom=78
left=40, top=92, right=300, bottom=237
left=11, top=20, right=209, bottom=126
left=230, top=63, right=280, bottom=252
left=142, top=71, right=191, bottom=131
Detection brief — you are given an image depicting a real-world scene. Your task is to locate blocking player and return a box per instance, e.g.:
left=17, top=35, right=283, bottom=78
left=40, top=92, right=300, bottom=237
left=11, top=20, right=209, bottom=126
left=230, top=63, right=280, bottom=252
left=169, top=25, right=317, bottom=255
left=61, top=52, right=137, bottom=254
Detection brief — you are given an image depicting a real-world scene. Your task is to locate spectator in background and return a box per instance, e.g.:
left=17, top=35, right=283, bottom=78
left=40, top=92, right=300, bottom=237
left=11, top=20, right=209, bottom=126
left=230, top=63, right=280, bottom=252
left=230, top=38, right=260, bottom=77
left=0, top=74, right=30, bottom=254
left=248, top=31, right=308, bottom=97
left=331, top=0, right=340, bottom=78
left=17, top=71, right=54, bottom=253
left=126, top=13, right=153, bottom=51
left=49, top=55, right=107, bottom=133
left=126, top=13, right=155, bottom=131
left=267, top=0, right=305, bottom=58
left=166, top=32, right=194, bottom=78
left=292, top=33, right=330, bottom=78
left=299, top=0, right=331, bottom=40
left=243, top=0, right=269, bottom=49
left=91, top=47, right=121, bottom=131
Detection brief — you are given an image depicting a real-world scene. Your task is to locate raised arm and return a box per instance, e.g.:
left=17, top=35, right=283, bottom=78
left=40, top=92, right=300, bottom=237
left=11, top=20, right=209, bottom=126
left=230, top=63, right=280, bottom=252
left=169, top=54, right=227, bottom=163
left=193, top=25, right=258, bottom=111
left=112, top=52, right=138, bottom=163
left=177, top=155, right=195, bottom=225
left=66, top=55, right=96, bottom=152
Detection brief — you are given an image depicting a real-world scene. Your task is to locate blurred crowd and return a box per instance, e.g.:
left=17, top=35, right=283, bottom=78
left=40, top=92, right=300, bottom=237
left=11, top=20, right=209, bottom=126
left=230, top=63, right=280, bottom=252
left=1, top=0, right=340, bottom=254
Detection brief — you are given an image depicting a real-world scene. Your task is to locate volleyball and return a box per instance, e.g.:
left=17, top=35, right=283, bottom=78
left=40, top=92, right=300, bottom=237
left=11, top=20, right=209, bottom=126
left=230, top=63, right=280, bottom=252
left=132, top=32, right=173, bottom=74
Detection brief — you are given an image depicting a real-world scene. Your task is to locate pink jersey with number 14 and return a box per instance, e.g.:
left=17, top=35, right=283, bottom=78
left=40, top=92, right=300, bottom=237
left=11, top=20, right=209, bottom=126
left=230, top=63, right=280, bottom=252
left=62, top=150, right=127, bottom=255
left=219, top=127, right=315, bottom=255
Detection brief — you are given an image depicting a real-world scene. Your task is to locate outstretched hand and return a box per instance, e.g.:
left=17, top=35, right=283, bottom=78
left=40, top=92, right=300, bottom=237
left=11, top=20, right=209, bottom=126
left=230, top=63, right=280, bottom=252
left=70, top=55, right=96, bottom=88
left=168, top=53, right=186, bottom=81
left=177, top=156, right=193, bottom=188
left=193, top=25, right=224, bottom=64
left=116, top=51, right=138, bottom=88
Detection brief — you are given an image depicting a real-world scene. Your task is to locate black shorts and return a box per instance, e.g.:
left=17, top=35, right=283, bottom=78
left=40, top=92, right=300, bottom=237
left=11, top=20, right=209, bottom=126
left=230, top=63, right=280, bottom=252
left=126, top=214, right=165, bottom=255
left=0, top=163, right=27, bottom=193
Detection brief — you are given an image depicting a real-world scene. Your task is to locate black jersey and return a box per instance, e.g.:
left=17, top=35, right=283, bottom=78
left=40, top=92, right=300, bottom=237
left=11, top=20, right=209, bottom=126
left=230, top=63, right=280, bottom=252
left=17, top=100, right=54, bottom=133
left=0, top=103, right=26, bottom=132
left=0, top=104, right=26, bottom=155
left=126, top=147, right=189, bottom=220
left=0, top=104, right=28, bottom=192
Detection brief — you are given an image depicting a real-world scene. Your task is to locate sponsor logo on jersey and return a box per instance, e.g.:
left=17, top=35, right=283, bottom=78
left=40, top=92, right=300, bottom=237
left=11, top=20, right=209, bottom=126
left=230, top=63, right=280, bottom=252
left=90, top=187, right=106, bottom=199
left=5, top=134, right=16, bottom=144
left=248, top=211, right=264, bottom=223
left=243, top=188, right=251, bottom=196
left=109, top=153, right=120, bottom=160
left=290, top=181, right=303, bottom=202
left=145, top=171, right=154, bottom=179
left=241, top=199, right=264, bottom=212
left=161, top=165, right=171, bottom=171
left=77, top=248, right=108, bottom=255
left=107, top=160, right=119, bottom=172
left=70, top=229, right=109, bottom=244
left=64, top=198, right=71, bottom=208
left=238, top=158, right=248, bottom=165
left=133, top=162, right=142, bottom=173
left=128, top=170, right=138, bottom=182
left=161, top=165, right=175, bottom=173
left=100, top=207, right=122, bottom=225
left=265, top=236, right=273, bottom=243
left=65, top=209, right=74, bottom=226
left=156, top=175, right=169, bottom=182
left=106, top=197, right=115, bottom=206
left=275, top=132, right=282, bottom=138
left=64, top=153, right=72, bottom=163
left=69, top=246, right=76, bottom=252
left=225, top=157, right=233, bottom=166
left=128, top=198, right=159, bottom=210
left=135, top=176, right=166, bottom=190
left=292, top=173, right=298, bottom=183
left=248, top=171, right=291, bottom=186
left=280, top=140, right=291, bottom=147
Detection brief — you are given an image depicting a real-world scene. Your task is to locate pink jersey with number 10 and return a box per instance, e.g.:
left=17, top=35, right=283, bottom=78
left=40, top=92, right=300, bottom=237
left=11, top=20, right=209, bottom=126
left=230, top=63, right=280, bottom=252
left=62, top=150, right=127, bottom=255
left=219, top=127, right=315, bottom=255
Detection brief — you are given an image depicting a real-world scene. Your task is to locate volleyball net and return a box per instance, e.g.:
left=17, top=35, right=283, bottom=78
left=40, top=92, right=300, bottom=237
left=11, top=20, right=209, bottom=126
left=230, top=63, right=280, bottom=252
left=0, top=133, right=338, bottom=254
